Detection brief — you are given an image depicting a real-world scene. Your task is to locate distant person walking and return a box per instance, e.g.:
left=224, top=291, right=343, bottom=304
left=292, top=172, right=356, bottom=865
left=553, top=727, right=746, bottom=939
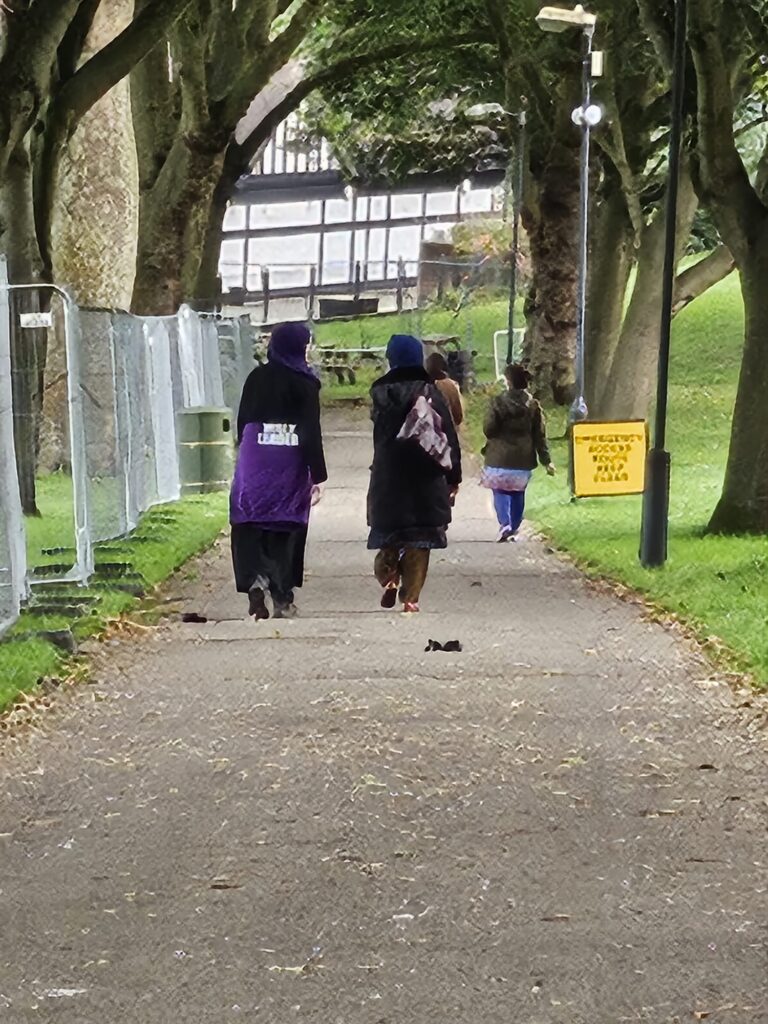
left=481, top=363, right=555, bottom=542
left=426, top=352, right=464, bottom=427
left=230, top=323, right=327, bottom=619
left=368, top=335, right=462, bottom=613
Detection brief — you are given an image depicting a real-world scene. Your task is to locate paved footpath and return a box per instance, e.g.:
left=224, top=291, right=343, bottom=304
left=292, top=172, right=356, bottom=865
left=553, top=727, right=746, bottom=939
left=1, top=412, right=766, bottom=1023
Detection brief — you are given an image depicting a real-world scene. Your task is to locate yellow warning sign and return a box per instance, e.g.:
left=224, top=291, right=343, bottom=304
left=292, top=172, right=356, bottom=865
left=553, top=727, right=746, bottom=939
left=572, top=420, right=648, bottom=497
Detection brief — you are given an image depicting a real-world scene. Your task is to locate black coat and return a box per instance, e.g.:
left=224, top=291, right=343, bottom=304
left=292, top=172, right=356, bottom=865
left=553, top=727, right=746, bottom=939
left=367, top=366, right=462, bottom=534
left=236, top=362, right=328, bottom=485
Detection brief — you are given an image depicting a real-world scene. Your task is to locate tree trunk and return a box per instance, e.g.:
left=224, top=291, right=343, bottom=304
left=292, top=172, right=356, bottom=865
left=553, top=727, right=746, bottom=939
left=708, top=246, right=768, bottom=534
left=51, top=0, right=139, bottom=308
left=193, top=165, right=237, bottom=307
left=598, top=166, right=697, bottom=421
left=523, top=102, right=581, bottom=406
left=584, top=180, right=634, bottom=412
left=194, top=191, right=227, bottom=310
left=0, top=139, right=46, bottom=515
left=131, top=136, right=226, bottom=314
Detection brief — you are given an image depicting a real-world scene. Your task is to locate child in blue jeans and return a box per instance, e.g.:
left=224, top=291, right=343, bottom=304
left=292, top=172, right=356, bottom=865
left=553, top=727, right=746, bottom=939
left=480, top=364, right=555, bottom=542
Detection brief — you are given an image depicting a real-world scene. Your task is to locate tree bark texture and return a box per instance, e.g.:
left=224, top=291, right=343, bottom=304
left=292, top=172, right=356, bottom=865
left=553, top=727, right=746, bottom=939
left=708, top=245, right=768, bottom=534
left=584, top=179, right=634, bottom=412
left=0, top=141, right=46, bottom=514
left=598, top=166, right=698, bottom=422
left=194, top=144, right=247, bottom=305
left=130, top=0, right=327, bottom=314
left=0, top=0, right=82, bottom=178
left=523, top=100, right=581, bottom=406
left=52, top=0, right=139, bottom=308
left=132, top=137, right=226, bottom=314
left=688, top=0, right=768, bottom=533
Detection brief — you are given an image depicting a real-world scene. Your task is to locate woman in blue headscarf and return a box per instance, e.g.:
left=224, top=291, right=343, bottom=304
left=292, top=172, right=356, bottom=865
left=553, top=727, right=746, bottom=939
left=230, top=322, right=327, bottom=620
left=367, top=335, right=462, bottom=613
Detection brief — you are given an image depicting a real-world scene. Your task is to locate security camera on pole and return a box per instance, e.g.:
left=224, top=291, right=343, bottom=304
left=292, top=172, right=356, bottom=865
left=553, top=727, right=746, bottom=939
left=536, top=5, right=604, bottom=496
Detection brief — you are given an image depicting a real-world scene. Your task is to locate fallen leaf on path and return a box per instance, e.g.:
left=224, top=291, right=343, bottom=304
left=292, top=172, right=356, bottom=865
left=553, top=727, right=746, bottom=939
left=560, top=756, right=586, bottom=768
left=540, top=914, right=570, bottom=922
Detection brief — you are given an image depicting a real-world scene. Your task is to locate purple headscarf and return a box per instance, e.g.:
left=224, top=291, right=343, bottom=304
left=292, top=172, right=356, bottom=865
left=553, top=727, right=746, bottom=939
left=268, top=322, right=318, bottom=382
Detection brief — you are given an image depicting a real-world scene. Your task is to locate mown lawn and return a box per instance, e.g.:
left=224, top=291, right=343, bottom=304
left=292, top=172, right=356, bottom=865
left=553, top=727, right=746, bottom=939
left=464, top=275, right=767, bottom=688
left=314, top=298, right=510, bottom=393
left=0, top=493, right=227, bottom=711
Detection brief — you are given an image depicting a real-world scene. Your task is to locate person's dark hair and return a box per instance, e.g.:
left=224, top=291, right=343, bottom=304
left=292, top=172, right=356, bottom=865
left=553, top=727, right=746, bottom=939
left=425, top=352, right=448, bottom=381
left=505, top=363, right=532, bottom=390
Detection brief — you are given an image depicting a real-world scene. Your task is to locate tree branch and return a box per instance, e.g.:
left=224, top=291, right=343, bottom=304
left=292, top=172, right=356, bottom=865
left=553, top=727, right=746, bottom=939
left=688, top=0, right=767, bottom=256
left=225, top=0, right=326, bottom=123
left=636, top=0, right=672, bottom=72
left=0, top=0, right=82, bottom=170
left=34, top=0, right=194, bottom=274
left=596, top=72, right=646, bottom=244
left=56, top=0, right=101, bottom=82
left=235, top=29, right=495, bottom=171
left=736, top=113, right=768, bottom=139
left=672, top=244, right=735, bottom=315
left=483, top=0, right=512, bottom=63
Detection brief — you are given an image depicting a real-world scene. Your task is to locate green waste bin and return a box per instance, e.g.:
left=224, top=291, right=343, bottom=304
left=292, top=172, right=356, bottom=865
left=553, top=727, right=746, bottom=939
left=177, top=407, right=234, bottom=495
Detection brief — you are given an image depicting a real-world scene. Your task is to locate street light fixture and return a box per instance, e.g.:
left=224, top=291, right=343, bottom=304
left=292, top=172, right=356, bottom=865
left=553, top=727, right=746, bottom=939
left=536, top=3, right=596, bottom=32
left=536, top=3, right=602, bottom=493
left=466, top=101, right=527, bottom=366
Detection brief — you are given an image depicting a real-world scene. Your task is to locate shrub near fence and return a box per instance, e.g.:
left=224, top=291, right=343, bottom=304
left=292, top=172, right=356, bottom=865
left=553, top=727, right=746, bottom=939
left=0, top=255, right=255, bottom=637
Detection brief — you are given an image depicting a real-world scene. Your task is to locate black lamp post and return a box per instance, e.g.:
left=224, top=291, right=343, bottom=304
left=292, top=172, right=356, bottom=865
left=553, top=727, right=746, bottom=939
left=639, top=0, right=687, bottom=568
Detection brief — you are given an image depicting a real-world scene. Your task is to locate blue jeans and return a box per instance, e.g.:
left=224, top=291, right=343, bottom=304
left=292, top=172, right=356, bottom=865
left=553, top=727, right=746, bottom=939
left=493, top=489, right=526, bottom=533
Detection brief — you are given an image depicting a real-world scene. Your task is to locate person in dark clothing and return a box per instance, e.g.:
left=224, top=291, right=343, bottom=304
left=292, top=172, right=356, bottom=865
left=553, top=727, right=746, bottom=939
left=230, top=322, right=327, bottom=619
left=425, top=352, right=464, bottom=427
left=368, top=335, right=462, bottom=613
left=481, top=363, right=555, bottom=542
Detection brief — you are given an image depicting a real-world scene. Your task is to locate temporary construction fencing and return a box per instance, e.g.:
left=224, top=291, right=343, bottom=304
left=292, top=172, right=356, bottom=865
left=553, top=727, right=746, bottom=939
left=0, top=255, right=255, bottom=637
left=0, top=261, right=27, bottom=636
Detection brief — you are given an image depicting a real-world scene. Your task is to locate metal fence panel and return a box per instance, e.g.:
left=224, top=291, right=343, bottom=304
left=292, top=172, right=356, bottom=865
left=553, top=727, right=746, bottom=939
left=0, top=274, right=256, bottom=636
left=79, top=308, right=127, bottom=544
left=145, top=320, right=181, bottom=504
left=213, top=315, right=254, bottom=416
left=63, top=301, right=94, bottom=580
left=200, top=317, right=226, bottom=408
left=0, top=257, right=27, bottom=635
left=177, top=305, right=207, bottom=407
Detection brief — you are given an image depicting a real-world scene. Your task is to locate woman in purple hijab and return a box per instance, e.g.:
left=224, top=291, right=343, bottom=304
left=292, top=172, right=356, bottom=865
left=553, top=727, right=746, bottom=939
left=230, top=322, right=327, bottom=619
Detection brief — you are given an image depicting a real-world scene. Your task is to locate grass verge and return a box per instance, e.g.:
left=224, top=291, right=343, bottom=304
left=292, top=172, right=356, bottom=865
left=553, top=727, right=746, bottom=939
left=315, top=299, right=509, bottom=400
left=0, top=493, right=227, bottom=712
left=465, top=274, right=767, bottom=689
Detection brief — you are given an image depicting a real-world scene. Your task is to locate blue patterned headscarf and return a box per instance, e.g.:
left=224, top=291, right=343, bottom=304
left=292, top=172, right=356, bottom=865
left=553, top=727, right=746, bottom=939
left=386, top=334, right=424, bottom=370
left=268, top=322, right=318, bottom=382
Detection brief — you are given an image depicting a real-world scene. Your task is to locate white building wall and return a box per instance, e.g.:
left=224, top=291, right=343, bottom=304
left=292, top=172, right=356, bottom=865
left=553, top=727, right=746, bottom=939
left=219, top=186, right=499, bottom=294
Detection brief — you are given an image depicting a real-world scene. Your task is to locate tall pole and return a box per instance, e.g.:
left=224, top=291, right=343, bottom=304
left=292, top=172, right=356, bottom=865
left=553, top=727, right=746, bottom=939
left=507, top=109, right=527, bottom=366
left=639, top=0, right=687, bottom=568
left=567, top=24, right=594, bottom=495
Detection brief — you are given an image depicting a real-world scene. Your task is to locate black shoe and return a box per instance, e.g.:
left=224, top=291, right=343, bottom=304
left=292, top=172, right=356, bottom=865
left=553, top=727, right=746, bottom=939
left=381, top=584, right=398, bottom=609
left=248, top=587, right=269, bottom=620
left=273, top=602, right=298, bottom=620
